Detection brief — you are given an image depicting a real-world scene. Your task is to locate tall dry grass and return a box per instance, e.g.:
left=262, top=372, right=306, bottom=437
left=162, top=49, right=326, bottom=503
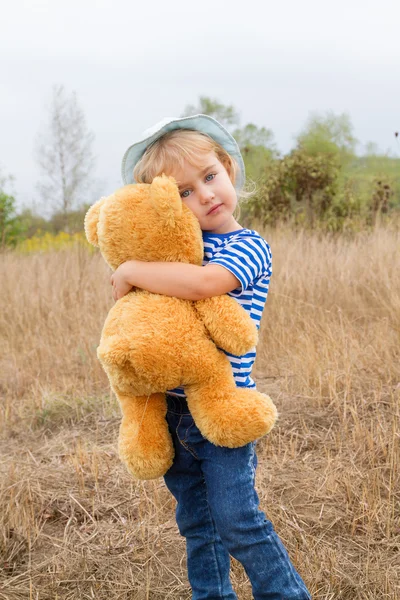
left=0, top=227, right=399, bottom=599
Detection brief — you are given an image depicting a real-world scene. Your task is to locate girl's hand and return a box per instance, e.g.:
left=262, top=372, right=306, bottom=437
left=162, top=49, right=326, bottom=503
left=110, top=261, right=136, bottom=301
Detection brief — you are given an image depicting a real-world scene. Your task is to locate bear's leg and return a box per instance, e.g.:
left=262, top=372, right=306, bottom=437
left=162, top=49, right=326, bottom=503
left=116, top=392, right=174, bottom=480
left=185, top=353, right=278, bottom=448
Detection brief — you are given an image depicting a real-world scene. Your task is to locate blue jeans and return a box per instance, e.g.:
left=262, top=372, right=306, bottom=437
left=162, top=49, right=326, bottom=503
left=164, top=395, right=311, bottom=600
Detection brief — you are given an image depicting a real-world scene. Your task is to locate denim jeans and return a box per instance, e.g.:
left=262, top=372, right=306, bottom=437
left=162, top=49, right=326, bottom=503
left=164, top=395, right=311, bottom=600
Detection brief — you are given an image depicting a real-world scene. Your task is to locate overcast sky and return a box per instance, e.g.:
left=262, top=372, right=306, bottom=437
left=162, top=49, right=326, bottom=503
left=1, top=0, right=400, bottom=211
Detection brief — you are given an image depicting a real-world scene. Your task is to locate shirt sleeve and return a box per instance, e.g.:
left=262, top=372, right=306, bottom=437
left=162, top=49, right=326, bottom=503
left=207, top=234, right=272, bottom=292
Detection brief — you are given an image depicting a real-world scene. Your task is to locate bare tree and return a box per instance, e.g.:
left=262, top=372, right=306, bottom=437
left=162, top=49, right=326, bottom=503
left=35, top=85, right=96, bottom=220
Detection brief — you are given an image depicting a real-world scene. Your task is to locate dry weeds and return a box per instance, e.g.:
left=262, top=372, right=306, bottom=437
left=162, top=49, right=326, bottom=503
left=0, top=227, right=399, bottom=599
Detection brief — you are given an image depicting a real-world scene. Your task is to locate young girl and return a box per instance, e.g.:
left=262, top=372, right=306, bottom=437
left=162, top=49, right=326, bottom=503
left=111, top=115, right=311, bottom=599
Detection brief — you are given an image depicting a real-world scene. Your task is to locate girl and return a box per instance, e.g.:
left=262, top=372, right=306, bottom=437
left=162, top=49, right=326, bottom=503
left=111, top=115, right=311, bottom=599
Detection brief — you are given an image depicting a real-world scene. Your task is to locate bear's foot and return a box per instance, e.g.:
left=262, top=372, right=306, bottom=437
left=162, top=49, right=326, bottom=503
left=119, top=418, right=174, bottom=479
left=187, top=388, right=278, bottom=448
left=116, top=393, right=174, bottom=480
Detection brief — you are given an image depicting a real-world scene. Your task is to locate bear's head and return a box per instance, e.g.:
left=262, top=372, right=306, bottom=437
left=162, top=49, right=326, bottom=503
left=84, top=175, right=204, bottom=270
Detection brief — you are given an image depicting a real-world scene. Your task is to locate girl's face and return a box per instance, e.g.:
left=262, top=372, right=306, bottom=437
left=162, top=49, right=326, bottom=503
left=170, top=152, right=241, bottom=234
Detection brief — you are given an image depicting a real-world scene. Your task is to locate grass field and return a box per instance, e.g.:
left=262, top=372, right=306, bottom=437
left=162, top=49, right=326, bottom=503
left=1, top=226, right=399, bottom=599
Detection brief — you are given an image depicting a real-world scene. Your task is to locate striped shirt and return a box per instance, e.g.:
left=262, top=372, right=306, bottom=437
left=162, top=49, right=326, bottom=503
left=168, top=228, right=272, bottom=397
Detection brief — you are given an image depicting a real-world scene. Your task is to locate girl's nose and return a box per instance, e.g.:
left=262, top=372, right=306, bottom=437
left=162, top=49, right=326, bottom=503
left=199, top=185, right=215, bottom=204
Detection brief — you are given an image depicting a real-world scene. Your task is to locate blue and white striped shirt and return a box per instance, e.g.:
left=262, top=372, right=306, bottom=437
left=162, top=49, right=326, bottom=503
left=169, top=228, right=272, bottom=397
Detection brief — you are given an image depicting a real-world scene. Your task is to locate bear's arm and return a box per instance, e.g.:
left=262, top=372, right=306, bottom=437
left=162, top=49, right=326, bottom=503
left=193, top=295, right=258, bottom=356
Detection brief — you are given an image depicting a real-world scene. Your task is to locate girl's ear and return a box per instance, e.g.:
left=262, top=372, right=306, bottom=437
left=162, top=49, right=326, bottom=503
left=84, top=196, right=107, bottom=246
left=150, top=175, right=182, bottom=227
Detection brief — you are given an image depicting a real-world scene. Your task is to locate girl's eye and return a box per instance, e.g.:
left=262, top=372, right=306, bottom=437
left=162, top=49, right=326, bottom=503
left=181, top=190, right=191, bottom=198
left=205, top=173, right=216, bottom=182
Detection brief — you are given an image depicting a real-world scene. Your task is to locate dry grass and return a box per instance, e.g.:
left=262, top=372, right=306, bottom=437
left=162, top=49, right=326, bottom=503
left=0, top=227, right=399, bottom=599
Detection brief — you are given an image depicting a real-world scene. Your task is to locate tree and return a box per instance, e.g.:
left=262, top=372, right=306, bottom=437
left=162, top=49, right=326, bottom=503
left=35, top=85, right=96, bottom=224
left=232, top=123, right=276, bottom=150
left=17, top=207, right=49, bottom=238
left=0, top=173, right=26, bottom=248
left=295, top=111, right=357, bottom=167
left=369, top=178, right=393, bottom=225
left=285, top=149, right=340, bottom=227
left=241, top=160, right=292, bottom=227
left=233, top=123, right=278, bottom=181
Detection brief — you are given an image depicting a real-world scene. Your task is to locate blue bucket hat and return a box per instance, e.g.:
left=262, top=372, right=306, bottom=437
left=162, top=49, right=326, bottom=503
left=121, top=114, right=245, bottom=191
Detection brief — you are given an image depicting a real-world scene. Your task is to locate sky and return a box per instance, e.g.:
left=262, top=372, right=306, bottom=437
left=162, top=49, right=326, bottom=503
left=1, top=0, right=400, bottom=212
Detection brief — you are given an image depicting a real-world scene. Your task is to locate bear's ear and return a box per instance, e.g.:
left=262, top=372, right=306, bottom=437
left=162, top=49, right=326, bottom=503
left=150, top=175, right=182, bottom=228
left=84, top=196, right=107, bottom=246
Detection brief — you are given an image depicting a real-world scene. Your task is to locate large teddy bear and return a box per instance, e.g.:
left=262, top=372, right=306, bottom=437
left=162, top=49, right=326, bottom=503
left=85, top=175, right=277, bottom=480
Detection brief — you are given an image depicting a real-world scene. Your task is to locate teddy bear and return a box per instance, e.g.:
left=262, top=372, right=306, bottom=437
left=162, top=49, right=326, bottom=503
left=84, top=175, right=277, bottom=480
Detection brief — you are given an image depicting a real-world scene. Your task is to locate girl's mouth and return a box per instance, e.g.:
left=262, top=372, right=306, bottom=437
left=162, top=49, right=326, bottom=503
left=207, top=203, right=223, bottom=215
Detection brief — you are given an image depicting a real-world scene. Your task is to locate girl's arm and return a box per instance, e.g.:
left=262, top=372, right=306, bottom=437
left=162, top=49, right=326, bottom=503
left=111, top=260, right=240, bottom=301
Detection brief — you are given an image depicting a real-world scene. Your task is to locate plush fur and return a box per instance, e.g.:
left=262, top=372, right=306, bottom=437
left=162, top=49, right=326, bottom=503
left=85, top=175, right=277, bottom=480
